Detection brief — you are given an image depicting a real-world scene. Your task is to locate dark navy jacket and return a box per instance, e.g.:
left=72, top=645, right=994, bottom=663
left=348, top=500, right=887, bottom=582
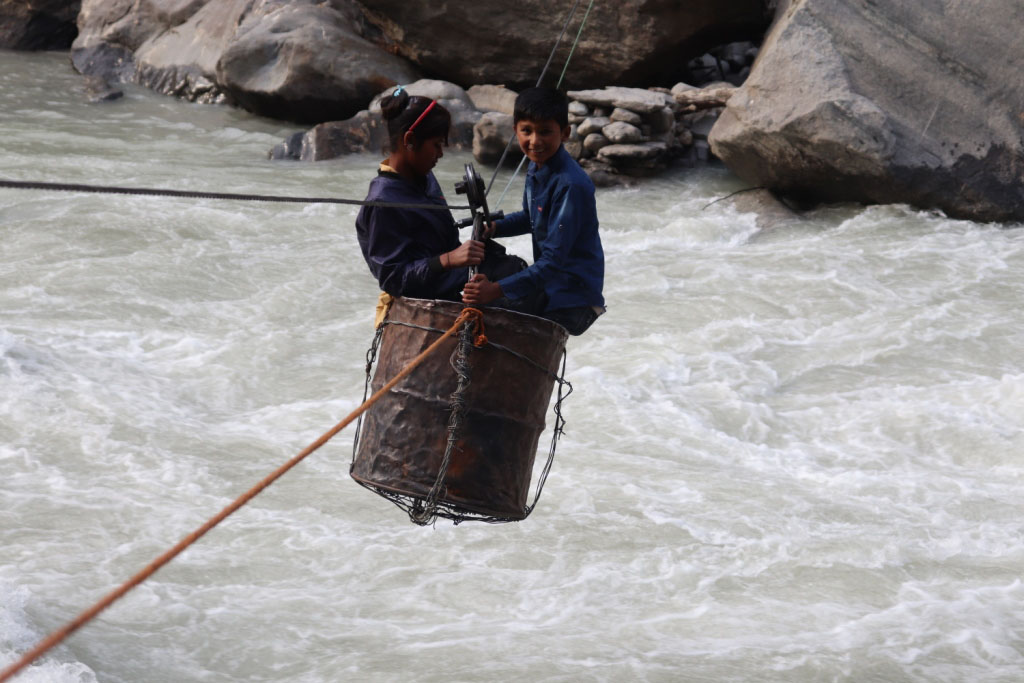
left=495, top=146, right=605, bottom=311
left=355, top=168, right=467, bottom=299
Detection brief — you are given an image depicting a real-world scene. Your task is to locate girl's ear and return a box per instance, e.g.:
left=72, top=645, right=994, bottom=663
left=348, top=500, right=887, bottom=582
left=402, top=131, right=416, bottom=150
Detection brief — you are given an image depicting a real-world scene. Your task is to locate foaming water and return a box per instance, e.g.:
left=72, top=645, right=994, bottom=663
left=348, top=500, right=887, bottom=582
left=2, top=51, right=1024, bottom=682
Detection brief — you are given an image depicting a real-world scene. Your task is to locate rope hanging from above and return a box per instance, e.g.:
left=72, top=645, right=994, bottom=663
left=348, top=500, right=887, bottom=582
left=486, top=0, right=598, bottom=205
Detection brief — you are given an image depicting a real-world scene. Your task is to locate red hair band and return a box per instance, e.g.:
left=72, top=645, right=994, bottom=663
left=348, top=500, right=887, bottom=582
left=406, top=99, right=437, bottom=135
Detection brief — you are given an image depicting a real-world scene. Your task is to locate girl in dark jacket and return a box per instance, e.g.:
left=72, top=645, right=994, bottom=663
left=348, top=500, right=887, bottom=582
left=355, top=89, right=487, bottom=305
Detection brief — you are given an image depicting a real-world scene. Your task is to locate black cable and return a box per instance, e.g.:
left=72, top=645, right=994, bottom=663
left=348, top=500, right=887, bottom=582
left=0, top=178, right=471, bottom=212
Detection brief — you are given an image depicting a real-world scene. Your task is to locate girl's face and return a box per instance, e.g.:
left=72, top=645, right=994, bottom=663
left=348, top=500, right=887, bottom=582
left=404, top=132, right=446, bottom=176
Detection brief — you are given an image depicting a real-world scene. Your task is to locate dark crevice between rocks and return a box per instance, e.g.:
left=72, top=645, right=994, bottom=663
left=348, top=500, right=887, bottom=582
left=1, top=11, right=79, bottom=51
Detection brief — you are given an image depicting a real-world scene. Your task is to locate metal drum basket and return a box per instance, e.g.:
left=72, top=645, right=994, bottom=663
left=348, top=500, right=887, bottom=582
left=351, top=297, right=569, bottom=523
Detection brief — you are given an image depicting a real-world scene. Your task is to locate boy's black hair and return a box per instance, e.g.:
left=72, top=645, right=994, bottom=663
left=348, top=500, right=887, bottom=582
left=379, top=89, right=451, bottom=151
left=513, top=86, right=569, bottom=128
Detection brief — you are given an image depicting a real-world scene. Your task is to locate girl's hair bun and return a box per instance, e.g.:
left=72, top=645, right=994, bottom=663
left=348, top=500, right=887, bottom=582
left=380, top=87, right=410, bottom=121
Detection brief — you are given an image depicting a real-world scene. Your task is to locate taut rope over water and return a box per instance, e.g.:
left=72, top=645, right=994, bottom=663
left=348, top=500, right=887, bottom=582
left=0, top=308, right=485, bottom=683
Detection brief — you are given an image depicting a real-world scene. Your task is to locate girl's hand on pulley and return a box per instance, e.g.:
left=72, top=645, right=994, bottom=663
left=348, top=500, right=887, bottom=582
left=447, top=239, right=485, bottom=267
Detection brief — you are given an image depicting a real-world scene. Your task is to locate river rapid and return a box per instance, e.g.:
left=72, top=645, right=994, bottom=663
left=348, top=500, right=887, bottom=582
left=2, top=51, right=1023, bottom=683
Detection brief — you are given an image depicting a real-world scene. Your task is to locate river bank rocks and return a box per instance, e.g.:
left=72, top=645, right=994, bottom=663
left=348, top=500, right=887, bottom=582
left=270, top=79, right=737, bottom=185
left=72, top=0, right=419, bottom=123
left=562, top=85, right=736, bottom=185
left=68, top=0, right=769, bottom=124
left=0, top=0, right=79, bottom=50
left=42, top=0, right=1024, bottom=222
left=709, top=0, right=1024, bottom=223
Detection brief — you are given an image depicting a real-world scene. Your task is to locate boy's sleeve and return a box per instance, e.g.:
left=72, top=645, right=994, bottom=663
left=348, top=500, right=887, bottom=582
left=362, top=206, right=446, bottom=296
left=494, top=210, right=531, bottom=238
left=497, top=182, right=590, bottom=300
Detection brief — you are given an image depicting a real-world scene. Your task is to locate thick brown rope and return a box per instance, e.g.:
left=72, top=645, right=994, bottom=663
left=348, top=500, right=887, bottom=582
left=0, top=307, right=484, bottom=683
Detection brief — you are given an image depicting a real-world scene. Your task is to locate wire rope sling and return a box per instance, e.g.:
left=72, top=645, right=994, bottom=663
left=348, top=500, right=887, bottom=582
left=350, top=164, right=573, bottom=526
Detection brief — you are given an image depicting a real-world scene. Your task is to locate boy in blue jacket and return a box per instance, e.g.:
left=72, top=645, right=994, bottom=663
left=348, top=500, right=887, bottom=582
left=462, top=87, right=605, bottom=335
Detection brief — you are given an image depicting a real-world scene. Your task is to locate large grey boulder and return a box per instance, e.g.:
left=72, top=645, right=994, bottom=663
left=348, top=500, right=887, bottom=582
left=366, top=79, right=480, bottom=150
left=216, top=2, right=418, bottom=122
left=473, top=112, right=521, bottom=167
left=297, top=111, right=387, bottom=162
left=467, top=85, right=517, bottom=115
left=72, top=0, right=420, bottom=122
left=0, top=0, right=79, bottom=50
left=367, top=79, right=474, bottom=114
left=710, top=0, right=1024, bottom=223
left=357, top=0, right=768, bottom=88
left=273, top=80, right=483, bottom=162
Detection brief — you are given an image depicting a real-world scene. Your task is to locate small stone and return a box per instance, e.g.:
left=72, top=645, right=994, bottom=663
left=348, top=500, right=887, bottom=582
left=583, top=133, right=610, bottom=155
left=609, top=107, right=642, bottom=125
left=648, top=106, right=676, bottom=135
left=597, top=141, right=669, bottom=162
left=671, top=82, right=699, bottom=98
left=689, top=112, right=719, bottom=139
left=602, top=121, right=644, bottom=144
left=564, top=140, right=584, bottom=160
left=694, top=139, right=711, bottom=162
left=567, top=86, right=675, bottom=113
left=83, top=75, right=123, bottom=102
left=269, top=131, right=304, bottom=160
left=568, top=100, right=589, bottom=116
left=577, top=116, right=611, bottom=137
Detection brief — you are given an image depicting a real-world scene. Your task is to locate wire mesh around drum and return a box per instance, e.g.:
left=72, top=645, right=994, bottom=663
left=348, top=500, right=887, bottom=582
left=351, top=298, right=571, bottom=525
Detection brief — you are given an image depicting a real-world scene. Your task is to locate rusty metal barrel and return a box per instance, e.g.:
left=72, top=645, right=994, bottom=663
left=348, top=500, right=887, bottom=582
left=351, top=297, right=568, bottom=521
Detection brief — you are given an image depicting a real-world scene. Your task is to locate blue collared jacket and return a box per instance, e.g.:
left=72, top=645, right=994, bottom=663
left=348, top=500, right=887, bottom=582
left=355, top=169, right=467, bottom=299
left=494, top=146, right=605, bottom=311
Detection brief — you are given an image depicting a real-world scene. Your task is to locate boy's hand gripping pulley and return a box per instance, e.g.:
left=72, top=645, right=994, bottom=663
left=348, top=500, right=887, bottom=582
left=455, top=163, right=503, bottom=278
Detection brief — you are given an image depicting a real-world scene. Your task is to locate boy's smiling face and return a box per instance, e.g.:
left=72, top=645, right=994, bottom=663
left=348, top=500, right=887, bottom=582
left=515, top=117, right=571, bottom=167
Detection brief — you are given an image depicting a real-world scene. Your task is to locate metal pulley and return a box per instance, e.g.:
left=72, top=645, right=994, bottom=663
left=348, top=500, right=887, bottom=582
left=454, top=163, right=503, bottom=278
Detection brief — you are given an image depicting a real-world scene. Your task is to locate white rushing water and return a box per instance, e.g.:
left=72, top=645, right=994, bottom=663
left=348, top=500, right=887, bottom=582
left=2, top=51, right=1024, bottom=683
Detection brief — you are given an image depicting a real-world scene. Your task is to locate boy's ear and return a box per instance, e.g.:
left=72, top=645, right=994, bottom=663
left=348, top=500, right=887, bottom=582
left=561, top=125, right=572, bottom=142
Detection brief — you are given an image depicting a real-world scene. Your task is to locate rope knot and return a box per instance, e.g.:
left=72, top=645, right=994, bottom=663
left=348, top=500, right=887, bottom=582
left=457, top=307, right=487, bottom=347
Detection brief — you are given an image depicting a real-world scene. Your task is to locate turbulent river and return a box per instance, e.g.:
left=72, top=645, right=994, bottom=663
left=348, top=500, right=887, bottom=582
left=2, top=51, right=1023, bottom=683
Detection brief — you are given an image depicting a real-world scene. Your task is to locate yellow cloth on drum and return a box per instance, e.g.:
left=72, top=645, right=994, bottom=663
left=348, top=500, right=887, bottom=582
left=374, top=292, right=394, bottom=328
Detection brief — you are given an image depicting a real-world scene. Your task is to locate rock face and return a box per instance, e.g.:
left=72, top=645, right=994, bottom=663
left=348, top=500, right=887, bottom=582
left=67, top=0, right=770, bottom=124
left=0, top=0, right=79, bottom=50
left=710, top=0, right=1024, bottom=223
left=72, top=0, right=419, bottom=123
left=357, top=0, right=768, bottom=88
